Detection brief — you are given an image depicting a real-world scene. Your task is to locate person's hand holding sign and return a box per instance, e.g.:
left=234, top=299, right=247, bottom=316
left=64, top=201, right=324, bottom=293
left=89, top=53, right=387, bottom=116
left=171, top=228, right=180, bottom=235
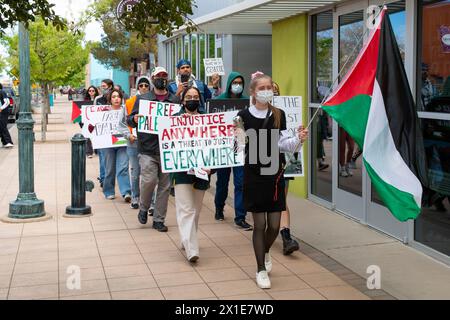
left=298, top=125, right=309, bottom=143
left=134, top=114, right=143, bottom=124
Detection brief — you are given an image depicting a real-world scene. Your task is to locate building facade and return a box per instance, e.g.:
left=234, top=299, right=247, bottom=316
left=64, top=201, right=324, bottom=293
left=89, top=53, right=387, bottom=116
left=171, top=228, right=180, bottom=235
left=174, top=0, right=450, bottom=265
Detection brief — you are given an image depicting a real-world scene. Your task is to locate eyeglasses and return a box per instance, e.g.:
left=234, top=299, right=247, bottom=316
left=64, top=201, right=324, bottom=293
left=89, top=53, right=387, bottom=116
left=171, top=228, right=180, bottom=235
left=139, top=84, right=149, bottom=88
left=184, top=95, right=200, bottom=101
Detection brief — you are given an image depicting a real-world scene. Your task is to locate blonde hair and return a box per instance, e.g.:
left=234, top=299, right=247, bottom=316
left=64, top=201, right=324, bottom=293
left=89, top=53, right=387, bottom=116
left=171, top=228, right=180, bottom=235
left=250, top=73, right=282, bottom=129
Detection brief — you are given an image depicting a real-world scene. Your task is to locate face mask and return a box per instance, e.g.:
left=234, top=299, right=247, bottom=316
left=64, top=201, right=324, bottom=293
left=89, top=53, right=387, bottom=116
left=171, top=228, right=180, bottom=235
left=102, top=88, right=109, bottom=95
left=185, top=100, right=200, bottom=112
left=231, top=84, right=243, bottom=95
left=153, top=78, right=167, bottom=90
left=255, top=90, right=273, bottom=104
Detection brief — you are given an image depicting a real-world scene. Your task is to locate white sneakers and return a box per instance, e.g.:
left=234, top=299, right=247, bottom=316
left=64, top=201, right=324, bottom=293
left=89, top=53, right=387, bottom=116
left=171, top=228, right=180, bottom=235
left=106, top=195, right=115, bottom=200
left=265, top=252, right=272, bottom=273
left=256, top=271, right=271, bottom=289
left=4, top=143, right=13, bottom=148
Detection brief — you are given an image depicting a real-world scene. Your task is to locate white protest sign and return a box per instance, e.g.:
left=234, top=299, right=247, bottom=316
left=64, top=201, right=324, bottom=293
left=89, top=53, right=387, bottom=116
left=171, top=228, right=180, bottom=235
left=203, top=58, right=225, bottom=76
left=81, top=105, right=127, bottom=149
left=158, top=111, right=244, bottom=173
left=272, top=96, right=304, bottom=177
left=137, top=100, right=182, bottom=134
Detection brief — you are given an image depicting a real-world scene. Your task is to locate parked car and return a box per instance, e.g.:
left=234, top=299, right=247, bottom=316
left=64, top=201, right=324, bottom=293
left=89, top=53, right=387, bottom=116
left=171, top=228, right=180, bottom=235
left=2, top=87, right=18, bottom=123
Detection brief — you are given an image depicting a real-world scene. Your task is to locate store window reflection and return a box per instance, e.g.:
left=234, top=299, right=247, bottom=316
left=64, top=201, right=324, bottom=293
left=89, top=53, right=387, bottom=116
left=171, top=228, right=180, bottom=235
left=415, top=0, right=450, bottom=256
left=311, top=11, right=333, bottom=202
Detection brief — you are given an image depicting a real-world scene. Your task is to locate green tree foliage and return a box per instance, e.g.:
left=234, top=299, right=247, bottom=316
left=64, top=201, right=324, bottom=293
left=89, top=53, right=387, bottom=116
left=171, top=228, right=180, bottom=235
left=3, top=18, right=89, bottom=87
left=89, top=0, right=160, bottom=70
left=0, top=0, right=65, bottom=31
left=119, top=0, right=197, bottom=39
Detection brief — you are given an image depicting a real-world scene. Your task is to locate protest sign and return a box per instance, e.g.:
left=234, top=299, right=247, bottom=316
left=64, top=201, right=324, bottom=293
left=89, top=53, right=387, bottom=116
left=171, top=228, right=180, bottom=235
left=272, top=96, right=304, bottom=178
left=81, top=105, right=126, bottom=149
left=137, top=100, right=182, bottom=134
left=71, top=100, right=93, bottom=123
left=158, top=111, right=244, bottom=173
left=206, top=99, right=249, bottom=113
left=203, top=58, right=225, bottom=76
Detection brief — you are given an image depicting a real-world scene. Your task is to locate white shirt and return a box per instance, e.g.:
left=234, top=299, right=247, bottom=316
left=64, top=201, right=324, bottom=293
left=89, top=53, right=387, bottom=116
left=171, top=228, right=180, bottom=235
left=248, top=105, right=301, bottom=153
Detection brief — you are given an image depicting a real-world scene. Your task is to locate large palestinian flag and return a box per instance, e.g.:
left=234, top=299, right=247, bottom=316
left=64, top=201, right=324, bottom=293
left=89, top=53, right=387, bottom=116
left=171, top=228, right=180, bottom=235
left=321, top=8, right=428, bottom=221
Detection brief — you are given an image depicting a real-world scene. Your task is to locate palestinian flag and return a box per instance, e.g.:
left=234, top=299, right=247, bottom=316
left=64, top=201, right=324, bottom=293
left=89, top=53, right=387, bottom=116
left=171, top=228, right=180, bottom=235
left=321, top=8, right=428, bottom=221
left=71, top=101, right=93, bottom=123
left=111, top=134, right=126, bottom=146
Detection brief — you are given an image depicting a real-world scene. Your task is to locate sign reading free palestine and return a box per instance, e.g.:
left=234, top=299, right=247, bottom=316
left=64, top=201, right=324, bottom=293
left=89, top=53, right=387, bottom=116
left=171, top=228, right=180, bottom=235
left=158, top=111, right=244, bottom=173
left=137, top=100, right=182, bottom=134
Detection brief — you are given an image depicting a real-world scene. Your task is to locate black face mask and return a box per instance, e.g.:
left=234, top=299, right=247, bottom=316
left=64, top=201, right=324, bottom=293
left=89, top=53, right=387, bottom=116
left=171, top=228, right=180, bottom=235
left=185, top=100, right=200, bottom=112
left=153, top=78, right=167, bottom=90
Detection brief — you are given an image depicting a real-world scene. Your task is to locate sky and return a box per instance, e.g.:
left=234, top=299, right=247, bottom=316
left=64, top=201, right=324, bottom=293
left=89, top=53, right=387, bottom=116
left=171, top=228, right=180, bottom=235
left=0, top=0, right=104, bottom=81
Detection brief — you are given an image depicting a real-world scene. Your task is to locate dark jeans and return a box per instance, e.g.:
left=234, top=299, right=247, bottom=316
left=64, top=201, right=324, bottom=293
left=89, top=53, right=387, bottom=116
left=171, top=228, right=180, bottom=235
left=0, top=112, right=12, bottom=145
left=214, top=166, right=246, bottom=223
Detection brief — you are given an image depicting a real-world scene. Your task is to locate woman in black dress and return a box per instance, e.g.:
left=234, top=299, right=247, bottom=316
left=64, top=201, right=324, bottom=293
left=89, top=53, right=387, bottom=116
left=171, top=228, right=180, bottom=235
left=237, top=72, right=308, bottom=289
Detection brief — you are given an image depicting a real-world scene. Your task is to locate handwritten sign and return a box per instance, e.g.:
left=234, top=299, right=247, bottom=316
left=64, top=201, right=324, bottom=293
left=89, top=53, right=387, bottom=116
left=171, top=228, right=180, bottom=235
left=272, top=96, right=304, bottom=177
left=137, top=100, right=182, bottom=134
left=81, top=105, right=126, bottom=149
left=203, top=58, right=225, bottom=76
left=158, top=111, right=244, bottom=173
left=206, top=99, right=249, bottom=113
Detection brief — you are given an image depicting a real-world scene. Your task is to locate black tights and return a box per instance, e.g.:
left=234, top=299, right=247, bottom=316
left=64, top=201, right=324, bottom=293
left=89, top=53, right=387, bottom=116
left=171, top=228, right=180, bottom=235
left=252, top=212, right=281, bottom=272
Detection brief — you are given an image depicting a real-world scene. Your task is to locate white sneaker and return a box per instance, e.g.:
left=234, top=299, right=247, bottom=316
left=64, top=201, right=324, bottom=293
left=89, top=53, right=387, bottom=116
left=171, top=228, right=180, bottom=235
left=348, top=160, right=356, bottom=169
left=345, top=164, right=353, bottom=177
left=256, top=271, right=271, bottom=289
left=264, top=252, right=272, bottom=273
left=4, top=143, right=13, bottom=148
left=340, top=166, right=349, bottom=177
left=106, top=195, right=115, bottom=200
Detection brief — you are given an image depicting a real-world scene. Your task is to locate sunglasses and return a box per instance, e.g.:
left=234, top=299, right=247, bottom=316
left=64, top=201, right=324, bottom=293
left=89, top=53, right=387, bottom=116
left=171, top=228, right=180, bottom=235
left=88, top=89, right=95, bottom=92
left=139, top=83, right=149, bottom=88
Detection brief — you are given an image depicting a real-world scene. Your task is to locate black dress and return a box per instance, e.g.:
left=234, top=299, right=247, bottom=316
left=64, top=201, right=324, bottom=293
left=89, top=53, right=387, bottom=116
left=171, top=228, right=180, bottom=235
left=238, top=107, right=286, bottom=213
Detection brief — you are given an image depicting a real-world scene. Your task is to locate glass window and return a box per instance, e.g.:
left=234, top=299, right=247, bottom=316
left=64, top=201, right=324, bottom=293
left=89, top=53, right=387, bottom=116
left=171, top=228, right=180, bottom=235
left=338, top=10, right=364, bottom=197
left=414, top=0, right=450, bottom=257
left=199, top=34, right=206, bottom=83
left=184, top=35, right=190, bottom=60
left=416, top=0, right=450, bottom=112
left=209, top=34, right=215, bottom=58
left=191, top=34, right=197, bottom=78
left=310, top=11, right=333, bottom=202
left=171, top=41, right=176, bottom=80
left=177, top=37, right=182, bottom=62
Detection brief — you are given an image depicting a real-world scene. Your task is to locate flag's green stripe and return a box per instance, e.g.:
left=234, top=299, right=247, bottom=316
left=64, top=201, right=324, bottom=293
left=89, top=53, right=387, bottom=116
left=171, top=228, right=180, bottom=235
left=363, top=158, right=420, bottom=221
left=322, top=94, right=371, bottom=149
left=73, top=116, right=81, bottom=124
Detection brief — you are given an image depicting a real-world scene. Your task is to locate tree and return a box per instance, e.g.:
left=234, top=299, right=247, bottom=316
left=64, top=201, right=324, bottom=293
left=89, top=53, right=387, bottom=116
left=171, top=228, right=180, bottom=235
left=0, top=0, right=65, bottom=31
left=119, top=0, right=197, bottom=39
left=3, top=18, right=90, bottom=141
left=89, top=0, right=158, bottom=70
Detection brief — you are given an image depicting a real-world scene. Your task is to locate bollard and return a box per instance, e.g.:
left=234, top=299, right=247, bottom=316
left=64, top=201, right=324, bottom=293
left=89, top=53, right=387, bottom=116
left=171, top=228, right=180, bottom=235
left=66, top=133, right=94, bottom=216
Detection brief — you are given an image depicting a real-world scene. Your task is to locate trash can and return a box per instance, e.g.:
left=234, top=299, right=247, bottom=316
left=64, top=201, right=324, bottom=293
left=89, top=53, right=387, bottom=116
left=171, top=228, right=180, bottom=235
left=49, top=94, right=54, bottom=108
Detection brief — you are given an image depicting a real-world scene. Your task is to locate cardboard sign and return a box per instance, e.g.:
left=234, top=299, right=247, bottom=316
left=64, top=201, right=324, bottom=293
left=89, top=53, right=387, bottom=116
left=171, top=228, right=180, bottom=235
left=203, top=58, right=225, bottom=76
left=272, top=96, right=304, bottom=178
left=158, top=111, right=244, bottom=173
left=137, top=100, right=182, bottom=134
left=206, top=99, right=249, bottom=113
left=81, top=105, right=127, bottom=149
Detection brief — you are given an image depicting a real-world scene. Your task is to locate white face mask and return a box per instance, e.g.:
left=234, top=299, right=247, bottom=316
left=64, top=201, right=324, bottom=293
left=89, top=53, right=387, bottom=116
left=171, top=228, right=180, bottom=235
left=255, top=90, right=273, bottom=104
left=231, top=84, right=243, bottom=95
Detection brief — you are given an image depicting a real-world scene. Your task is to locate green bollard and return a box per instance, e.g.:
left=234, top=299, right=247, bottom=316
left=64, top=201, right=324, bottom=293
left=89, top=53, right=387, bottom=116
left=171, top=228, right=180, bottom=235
left=65, top=133, right=94, bottom=216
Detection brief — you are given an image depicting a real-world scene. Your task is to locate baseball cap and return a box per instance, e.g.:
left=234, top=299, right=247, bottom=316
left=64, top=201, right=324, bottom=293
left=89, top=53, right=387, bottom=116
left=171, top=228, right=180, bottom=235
left=151, top=66, right=168, bottom=78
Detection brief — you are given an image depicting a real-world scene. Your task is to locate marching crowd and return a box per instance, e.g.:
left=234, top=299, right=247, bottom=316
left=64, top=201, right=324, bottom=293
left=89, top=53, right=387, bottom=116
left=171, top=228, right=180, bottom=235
left=81, top=59, right=308, bottom=289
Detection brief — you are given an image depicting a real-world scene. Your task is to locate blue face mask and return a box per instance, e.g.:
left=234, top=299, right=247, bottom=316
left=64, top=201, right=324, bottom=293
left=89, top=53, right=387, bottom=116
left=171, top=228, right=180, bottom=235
left=231, top=84, right=243, bottom=95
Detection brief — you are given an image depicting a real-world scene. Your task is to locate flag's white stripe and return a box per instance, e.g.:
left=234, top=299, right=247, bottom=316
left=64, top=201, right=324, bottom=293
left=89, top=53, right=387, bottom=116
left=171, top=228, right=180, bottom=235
left=363, top=81, right=422, bottom=207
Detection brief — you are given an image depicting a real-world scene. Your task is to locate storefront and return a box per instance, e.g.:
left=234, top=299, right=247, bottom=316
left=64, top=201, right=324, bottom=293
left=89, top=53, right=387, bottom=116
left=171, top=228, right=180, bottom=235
left=175, top=0, right=450, bottom=264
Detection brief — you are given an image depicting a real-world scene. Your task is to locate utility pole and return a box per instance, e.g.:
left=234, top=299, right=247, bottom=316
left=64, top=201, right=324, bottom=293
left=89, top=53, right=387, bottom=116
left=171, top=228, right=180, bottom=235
left=5, top=23, right=46, bottom=221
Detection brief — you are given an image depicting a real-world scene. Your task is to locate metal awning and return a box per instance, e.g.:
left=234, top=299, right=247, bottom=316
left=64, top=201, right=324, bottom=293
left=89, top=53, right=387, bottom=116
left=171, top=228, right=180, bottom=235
left=174, top=0, right=343, bottom=36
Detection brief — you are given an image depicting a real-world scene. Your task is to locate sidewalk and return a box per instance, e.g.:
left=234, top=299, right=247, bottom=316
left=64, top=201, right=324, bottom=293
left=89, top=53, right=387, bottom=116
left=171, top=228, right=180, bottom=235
left=0, top=96, right=390, bottom=300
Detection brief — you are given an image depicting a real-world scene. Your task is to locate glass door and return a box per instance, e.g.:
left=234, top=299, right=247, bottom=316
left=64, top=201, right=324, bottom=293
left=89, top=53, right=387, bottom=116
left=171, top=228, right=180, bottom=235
left=333, top=3, right=367, bottom=221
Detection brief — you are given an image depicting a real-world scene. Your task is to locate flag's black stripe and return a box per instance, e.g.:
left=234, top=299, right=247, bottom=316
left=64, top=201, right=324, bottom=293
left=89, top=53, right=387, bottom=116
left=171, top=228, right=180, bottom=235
left=375, top=13, right=428, bottom=187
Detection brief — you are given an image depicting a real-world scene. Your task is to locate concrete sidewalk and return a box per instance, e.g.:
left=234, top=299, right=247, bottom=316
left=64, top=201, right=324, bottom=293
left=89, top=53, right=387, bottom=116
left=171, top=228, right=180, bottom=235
left=0, top=96, right=434, bottom=300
